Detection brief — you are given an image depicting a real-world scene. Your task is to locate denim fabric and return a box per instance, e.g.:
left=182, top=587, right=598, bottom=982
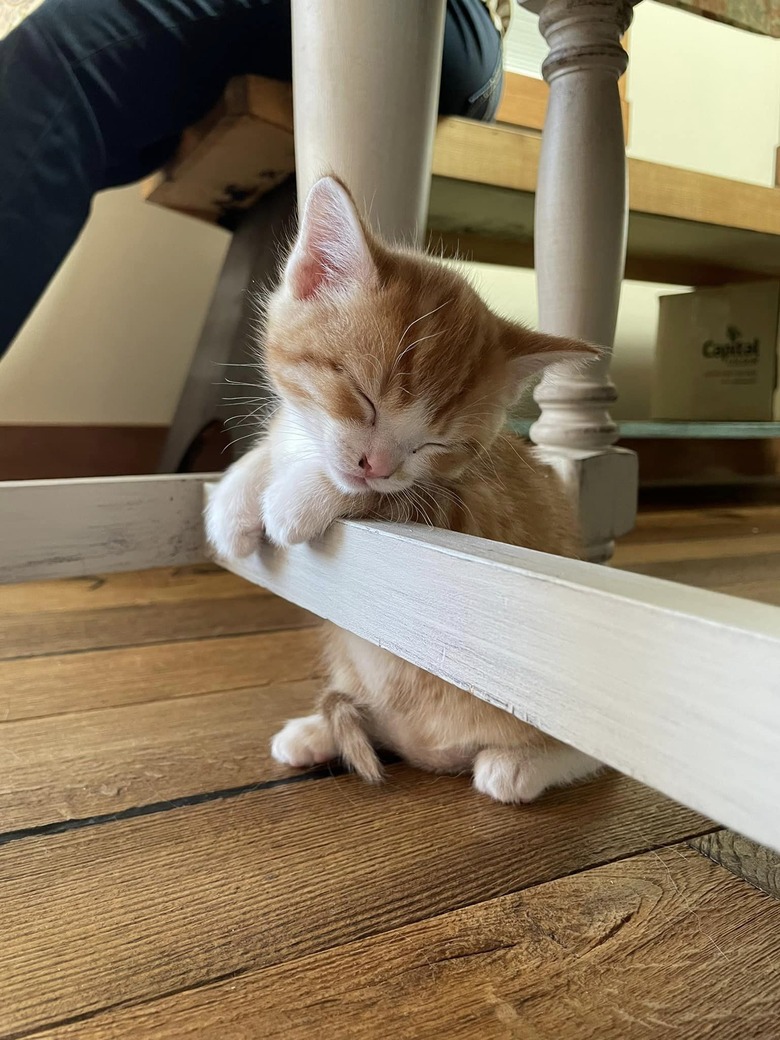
left=0, top=0, right=502, bottom=351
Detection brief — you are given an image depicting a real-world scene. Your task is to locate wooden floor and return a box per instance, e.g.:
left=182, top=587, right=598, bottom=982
left=2, top=504, right=780, bottom=1039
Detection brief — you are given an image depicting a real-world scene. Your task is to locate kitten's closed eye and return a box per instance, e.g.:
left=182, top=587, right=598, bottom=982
left=412, top=442, right=449, bottom=454
left=354, top=389, right=376, bottom=425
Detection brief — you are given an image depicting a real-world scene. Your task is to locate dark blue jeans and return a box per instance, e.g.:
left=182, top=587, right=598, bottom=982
left=0, top=0, right=502, bottom=353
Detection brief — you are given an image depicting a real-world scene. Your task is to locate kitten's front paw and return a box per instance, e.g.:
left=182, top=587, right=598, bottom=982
left=206, top=510, right=262, bottom=559
left=271, top=714, right=338, bottom=768
left=262, top=475, right=333, bottom=548
left=205, top=468, right=264, bottom=559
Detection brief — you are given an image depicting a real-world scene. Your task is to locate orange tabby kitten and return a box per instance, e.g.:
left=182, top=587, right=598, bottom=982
left=207, top=176, right=603, bottom=803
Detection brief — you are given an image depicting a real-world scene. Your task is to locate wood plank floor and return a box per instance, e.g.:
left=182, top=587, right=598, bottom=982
left=1, top=506, right=779, bottom=1039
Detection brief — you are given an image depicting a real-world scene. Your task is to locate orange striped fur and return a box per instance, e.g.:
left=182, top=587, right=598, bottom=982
left=208, top=177, right=603, bottom=804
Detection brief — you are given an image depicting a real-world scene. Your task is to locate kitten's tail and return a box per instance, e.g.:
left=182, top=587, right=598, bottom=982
left=321, top=691, right=384, bottom=784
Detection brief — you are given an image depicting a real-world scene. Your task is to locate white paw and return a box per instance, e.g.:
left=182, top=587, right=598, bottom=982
left=262, top=473, right=331, bottom=548
left=270, top=714, right=338, bottom=768
left=206, top=500, right=261, bottom=558
left=472, top=749, right=545, bottom=804
left=205, top=457, right=266, bottom=559
left=472, top=747, right=602, bottom=804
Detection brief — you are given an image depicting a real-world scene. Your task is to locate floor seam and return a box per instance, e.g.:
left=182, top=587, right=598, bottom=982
left=0, top=621, right=319, bottom=663
left=0, top=764, right=348, bottom=849
left=0, top=822, right=722, bottom=1040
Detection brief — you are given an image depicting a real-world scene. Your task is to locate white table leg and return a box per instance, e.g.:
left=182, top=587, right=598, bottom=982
left=525, top=0, right=637, bottom=563
left=290, top=0, right=446, bottom=243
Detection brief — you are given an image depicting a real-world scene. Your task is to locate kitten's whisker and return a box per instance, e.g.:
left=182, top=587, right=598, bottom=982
left=395, top=298, right=453, bottom=354
left=498, top=433, right=537, bottom=473
left=225, top=406, right=268, bottom=430
left=469, top=437, right=507, bottom=489
left=224, top=407, right=261, bottom=420
left=409, top=484, right=438, bottom=528
left=391, top=332, right=454, bottom=387
left=409, top=486, right=437, bottom=529
left=401, top=489, right=418, bottom=525
left=211, top=361, right=261, bottom=368
left=422, top=480, right=478, bottom=532
left=400, top=488, right=419, bottom=526
left=223, top=431, right=263, bottom=446
left=392, top=329, right=447, bottom=374
left=406, top=491, right=424, bottom=527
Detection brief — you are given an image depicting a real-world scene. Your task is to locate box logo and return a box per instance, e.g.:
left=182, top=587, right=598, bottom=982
left=702, top=325, right=759, bottom=363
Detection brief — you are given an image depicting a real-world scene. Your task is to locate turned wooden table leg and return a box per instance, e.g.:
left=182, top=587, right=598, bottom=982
left=523, top=0, right=638, bottom=563
left=290, top=0, right=446, bottom=242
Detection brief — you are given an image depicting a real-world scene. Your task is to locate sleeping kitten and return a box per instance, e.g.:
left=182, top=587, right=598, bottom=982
left=206, top=175, right=603, bottom=804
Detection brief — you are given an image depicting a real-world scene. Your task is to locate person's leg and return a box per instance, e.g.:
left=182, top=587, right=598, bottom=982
left=0, top=0, right=500, bottom=355
left=0, top=0, right=292, bottom=353
left=440, top=0, right=504, bottom=120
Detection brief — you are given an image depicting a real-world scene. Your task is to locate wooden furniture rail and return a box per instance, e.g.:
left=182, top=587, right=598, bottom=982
left=2, top=472, right=779, bottom=856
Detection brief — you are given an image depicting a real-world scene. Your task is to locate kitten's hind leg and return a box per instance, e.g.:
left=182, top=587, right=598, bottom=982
left=472, top=744, right=602, bottom=804
left=270, top=714, right=338, bottom=769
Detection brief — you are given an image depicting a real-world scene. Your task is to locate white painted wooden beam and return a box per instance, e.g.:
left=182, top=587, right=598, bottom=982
left=214, top=505, right=780, bottom=853
left=2, top=474, right=779, bottom=855
left=0, top=475, right=212, bottom=583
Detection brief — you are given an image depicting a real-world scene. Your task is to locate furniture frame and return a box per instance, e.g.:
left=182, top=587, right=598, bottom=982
left=2, top=472, right=779, bottom=855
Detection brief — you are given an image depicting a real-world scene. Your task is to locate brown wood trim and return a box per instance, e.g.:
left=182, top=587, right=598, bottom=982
left=432, top=119, right=780, bottom=239
left=430, top=229, right=536, bottom=269
left=0, top=424, right=233, bottom=480
left=0, top=426, right=169, bottom=481
left=429, top=228, right=776, bottom=287
left=497, top=71, right=631, bottom=137
left=495, top=73, right=548, bottom=131
left=620, top=436, right=780, bottom=488
left=9, top=426, right=777, bottom=489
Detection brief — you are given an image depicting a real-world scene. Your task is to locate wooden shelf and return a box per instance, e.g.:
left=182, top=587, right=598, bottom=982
left=430, top=120, right=780, bottom=286
left=511, top=420, right=780, bottom=440
left=141, top=84, right=780, bottom=490
left=145, top=79, right=780, bottom=288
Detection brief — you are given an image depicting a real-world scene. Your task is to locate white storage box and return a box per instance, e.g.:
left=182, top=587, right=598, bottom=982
left=651, top=281, right=779, bottom=421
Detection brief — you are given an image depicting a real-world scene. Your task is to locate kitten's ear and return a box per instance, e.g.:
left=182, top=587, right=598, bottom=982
left=505, top=326, right=602, bottom=386
left=285, top=177, right=378, bottom=301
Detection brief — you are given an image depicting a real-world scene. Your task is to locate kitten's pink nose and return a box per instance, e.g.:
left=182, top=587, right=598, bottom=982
left=358, top=452, right=396, bottom=479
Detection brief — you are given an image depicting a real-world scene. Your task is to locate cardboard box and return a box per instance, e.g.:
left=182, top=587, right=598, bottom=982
left=651, top=281, right=779, bottom=421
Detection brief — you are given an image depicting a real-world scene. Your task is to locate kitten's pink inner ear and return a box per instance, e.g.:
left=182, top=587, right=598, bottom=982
left=286, top=177, right=377, bottom=301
